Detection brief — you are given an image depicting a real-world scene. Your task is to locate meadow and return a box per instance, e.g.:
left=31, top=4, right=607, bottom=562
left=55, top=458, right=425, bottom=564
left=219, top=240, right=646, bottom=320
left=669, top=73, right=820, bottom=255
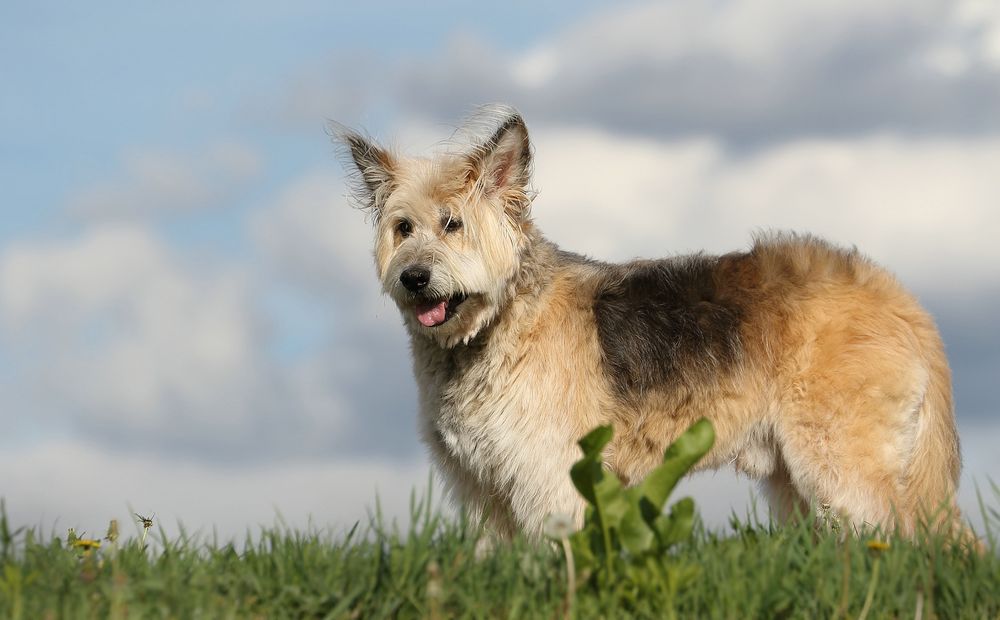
left=2, top=421, right=998, bottom=618
left=1, top=498, right=998, bottom=619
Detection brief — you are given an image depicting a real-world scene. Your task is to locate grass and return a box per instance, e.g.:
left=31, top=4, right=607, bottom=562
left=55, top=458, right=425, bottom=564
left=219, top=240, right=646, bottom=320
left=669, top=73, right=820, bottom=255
left=1, top=491, right=998, bottom=619
left=2, top=423, right=997, bottom=618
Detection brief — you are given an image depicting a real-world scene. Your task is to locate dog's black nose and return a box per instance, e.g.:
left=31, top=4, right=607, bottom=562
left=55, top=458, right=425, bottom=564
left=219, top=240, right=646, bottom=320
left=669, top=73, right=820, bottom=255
left=400, top=267, right=431, bottom=292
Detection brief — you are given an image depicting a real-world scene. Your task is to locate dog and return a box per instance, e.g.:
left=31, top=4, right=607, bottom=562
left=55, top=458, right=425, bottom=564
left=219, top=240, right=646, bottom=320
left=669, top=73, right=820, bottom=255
left=335, top=105, right=963, bottom=539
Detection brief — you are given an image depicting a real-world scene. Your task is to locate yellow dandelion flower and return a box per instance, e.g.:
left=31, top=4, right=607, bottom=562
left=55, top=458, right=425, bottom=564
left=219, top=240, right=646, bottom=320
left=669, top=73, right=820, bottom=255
left=72, top=538, right=102, bottom=550
left=866, top=540, right=890, bottom=552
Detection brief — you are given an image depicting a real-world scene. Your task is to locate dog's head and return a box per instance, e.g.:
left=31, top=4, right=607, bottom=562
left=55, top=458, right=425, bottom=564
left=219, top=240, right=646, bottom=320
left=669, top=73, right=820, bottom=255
left=335, top=106, right=535, bottom=347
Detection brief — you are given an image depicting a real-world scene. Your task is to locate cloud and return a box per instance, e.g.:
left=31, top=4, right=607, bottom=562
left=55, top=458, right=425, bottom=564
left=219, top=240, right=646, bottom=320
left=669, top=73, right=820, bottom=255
left=69, top=143, right=261, bottom=220
left=528, top=128, right=1000, bottom=294
left=7, top=0, right=998, bottom=545
left=299, top=0, right=1000, bottom=146
left=0, top=438, right=432, bottom=543
left=936, top=297, right=1000, bottom=417
left=0, top=224, right=346, bottom=461
left=251, top=171, right=379, bottom=301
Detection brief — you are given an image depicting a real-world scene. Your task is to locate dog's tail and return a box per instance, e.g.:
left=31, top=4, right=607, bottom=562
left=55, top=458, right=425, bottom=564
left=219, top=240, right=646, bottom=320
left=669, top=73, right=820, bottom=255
left=901, top=322, right=970, bottom=543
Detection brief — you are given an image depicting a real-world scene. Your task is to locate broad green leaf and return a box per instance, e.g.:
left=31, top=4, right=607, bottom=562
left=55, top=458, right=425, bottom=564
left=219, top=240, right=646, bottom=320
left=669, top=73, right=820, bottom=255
left=567, top=419, right=711, bottom=585
left=636, top=418, right=715, bottom=514
left=570, top=425, right=614, bottom=504
left=653, top=497, right=696, bottom=547
left=577, top=424, right=613, bottom=456
left=617, top=503, right=655, bottom=554
left=570, top=424, right=624, bottom=573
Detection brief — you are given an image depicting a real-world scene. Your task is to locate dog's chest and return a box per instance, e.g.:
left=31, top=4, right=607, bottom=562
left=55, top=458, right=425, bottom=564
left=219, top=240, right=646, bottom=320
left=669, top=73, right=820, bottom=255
left=428, top=342, right=560, bottom=485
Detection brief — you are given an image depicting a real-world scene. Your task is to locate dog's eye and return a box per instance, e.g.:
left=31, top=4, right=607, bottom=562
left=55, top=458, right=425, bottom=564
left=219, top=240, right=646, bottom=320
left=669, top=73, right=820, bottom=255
left=396, top=220, right=413, bottom=237
left=444, top=218, right=463, bottom=233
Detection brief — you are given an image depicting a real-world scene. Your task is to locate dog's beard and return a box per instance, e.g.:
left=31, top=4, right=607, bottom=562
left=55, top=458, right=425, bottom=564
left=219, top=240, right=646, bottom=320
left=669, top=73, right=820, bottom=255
left=394, top=289, right=498, bottom=348
left=382, top=254, right=513, bottom=345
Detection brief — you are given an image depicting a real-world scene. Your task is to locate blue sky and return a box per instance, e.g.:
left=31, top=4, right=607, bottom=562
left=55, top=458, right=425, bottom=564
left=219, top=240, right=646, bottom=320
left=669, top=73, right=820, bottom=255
left=2, top=0, right=999, bottom=540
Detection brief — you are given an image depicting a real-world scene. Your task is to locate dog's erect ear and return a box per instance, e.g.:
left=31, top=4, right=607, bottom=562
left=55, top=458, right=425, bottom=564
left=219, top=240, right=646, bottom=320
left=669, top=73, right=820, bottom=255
left=330, top=123, right=396, bottom=218
left=466, top=108, right=533, bottom=215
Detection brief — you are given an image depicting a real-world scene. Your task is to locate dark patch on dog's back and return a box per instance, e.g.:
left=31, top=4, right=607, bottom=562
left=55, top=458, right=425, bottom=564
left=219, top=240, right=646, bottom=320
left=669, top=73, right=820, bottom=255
left=593, top=253, right=755, bottom=395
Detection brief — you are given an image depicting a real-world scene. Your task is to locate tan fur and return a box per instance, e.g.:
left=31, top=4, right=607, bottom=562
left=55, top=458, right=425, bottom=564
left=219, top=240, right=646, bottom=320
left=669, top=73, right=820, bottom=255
left=338, top=107, right=964, bottom=539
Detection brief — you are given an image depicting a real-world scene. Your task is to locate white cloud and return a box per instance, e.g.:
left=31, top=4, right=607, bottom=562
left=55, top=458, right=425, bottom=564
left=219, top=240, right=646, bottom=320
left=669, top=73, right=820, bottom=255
left=923, top=43, right=972, bottom=77
left=530, top=128, right=1000, bottom=294
left=0, top=225, right=256, bottom=427
left=0, top=225, right=173, bottom=328
left=70, top=143, right=261, bottom=219
left=0, top=438, right=432, bottom=543
left=956, top=0, right=1000, bottom=68
left=251, top=171, right=378, bottom=299
left=515, top=0, right=928, bottom=83
left=314, top=117, right=1000, bottom=292
left=0, top=224, right=346, bottom=455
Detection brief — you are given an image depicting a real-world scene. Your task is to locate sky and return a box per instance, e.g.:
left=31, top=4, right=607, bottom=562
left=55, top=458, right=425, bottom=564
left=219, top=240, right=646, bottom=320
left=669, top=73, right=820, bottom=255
left=2, top=0, right=999, bottom=542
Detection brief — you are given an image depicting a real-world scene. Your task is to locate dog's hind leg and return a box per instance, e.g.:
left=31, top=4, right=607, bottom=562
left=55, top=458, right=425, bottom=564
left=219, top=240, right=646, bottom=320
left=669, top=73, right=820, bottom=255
left=774, top=355, right=929, bottom=534
left=760, top=458, right=810, bottom=524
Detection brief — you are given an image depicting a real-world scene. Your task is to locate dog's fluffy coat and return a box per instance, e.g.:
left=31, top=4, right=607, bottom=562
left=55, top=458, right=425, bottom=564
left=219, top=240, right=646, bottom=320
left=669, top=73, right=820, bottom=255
left=337, top=106, right=962, bottom=538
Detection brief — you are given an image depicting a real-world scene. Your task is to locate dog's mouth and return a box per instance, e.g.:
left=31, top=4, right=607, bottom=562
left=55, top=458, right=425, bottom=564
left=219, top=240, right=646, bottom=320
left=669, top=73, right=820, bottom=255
left=414, top=293, right=468, bottom=327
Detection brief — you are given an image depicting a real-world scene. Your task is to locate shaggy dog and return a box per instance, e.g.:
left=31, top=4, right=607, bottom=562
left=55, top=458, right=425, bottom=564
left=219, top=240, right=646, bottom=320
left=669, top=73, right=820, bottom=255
left=335, top=106, right=962, bottom=539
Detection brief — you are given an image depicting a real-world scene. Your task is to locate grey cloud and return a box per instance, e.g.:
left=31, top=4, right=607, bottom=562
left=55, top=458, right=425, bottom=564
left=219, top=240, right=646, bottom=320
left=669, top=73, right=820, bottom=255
left=931, top=290, right=1000, bottom=419
left=319, top=322, right=423, bottom=460
left=392, top=35, right=521, bottom=128
left=323, top=1, right=1000, bottom=147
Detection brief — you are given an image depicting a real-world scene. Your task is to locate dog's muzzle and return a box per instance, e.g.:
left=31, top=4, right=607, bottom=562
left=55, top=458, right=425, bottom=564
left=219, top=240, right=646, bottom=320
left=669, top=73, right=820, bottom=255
left=398, top=265, right=469, bottom=328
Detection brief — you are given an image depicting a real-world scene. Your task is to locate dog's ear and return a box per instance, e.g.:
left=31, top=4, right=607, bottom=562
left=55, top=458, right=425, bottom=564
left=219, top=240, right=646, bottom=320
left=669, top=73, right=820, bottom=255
left=466, top=109, right=533, bottom=215
left=330, top=123, right=396, bottom=219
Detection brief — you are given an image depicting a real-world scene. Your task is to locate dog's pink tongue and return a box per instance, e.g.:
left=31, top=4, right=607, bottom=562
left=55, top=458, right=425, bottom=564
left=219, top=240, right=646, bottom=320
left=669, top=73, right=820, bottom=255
left=416, top=300, right=448, bottom=327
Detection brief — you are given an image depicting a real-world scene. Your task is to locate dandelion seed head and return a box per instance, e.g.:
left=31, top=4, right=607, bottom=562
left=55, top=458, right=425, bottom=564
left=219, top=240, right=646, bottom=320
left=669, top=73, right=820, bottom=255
left=544, top=513, right=575, bottom=539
